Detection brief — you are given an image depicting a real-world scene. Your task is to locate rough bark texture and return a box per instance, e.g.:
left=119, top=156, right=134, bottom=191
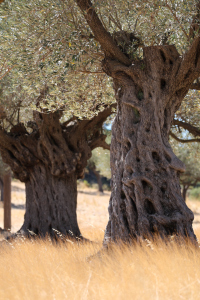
left=103, top=45, right=200, bottom=244
left=22, top=166, right=80, bottom=237
left=3, top=170, right=11, bottom=230
left=0, top=177, right=3, bottom=201
left=0, top=107, right=112, bottom=238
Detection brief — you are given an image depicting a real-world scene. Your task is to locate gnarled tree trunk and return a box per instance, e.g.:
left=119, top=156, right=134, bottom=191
left=0, top=107, right=112, bottom=239
left=103, top=45, right=197, bottom=244
left=22, top=166, right=80, bottom=237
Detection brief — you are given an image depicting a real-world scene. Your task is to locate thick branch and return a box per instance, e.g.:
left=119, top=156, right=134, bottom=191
left=170, top=131, right=200, bottom=143
left=0, top=125, right=38, bottom=181
left=81, top=103, right=116, bottom=132
left=89, top=135, right=110, bottom=150
left=176, top=37, right=200, bottom=88
left=180, top=180, right=200, bottom=187
left=190, top=82, right=200, bottom=90
left=82, top=105, right=114, bottom=150
left=75, top=0, right=131, bottom=66
left=172, top=119, right=200, bottom=137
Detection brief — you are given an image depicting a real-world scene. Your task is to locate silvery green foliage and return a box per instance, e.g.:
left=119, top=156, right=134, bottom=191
left=0, top=0, right=197, bottom=122
left=176, top=89, right=200, bottom=130
left=88, top=148, right=111, bottom=179
left=172, top=140, right=200, bottom=186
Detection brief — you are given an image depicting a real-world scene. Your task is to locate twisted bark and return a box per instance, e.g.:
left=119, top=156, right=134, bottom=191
left=0, top=106, right=113, bottom=239
left=103, top=45, right=197, bottom=244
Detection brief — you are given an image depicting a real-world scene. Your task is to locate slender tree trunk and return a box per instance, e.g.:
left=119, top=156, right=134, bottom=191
left=182, top=185, right=189, bottom=202
left=3, top=170, right=11, bottom=230
left=93, top=169, right=103, bottom=193
left=0, top=177, right=3, bottom=202
left=103, top=45, right=196, bottom=244
left=90, top=166, right=104, bottom=193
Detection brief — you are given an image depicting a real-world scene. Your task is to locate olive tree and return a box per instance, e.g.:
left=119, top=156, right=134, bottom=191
left=171, top=141, right=200, bottom=201
left=73, top=0, right=200, bottom=243
left=0, top=0, right=115, bottom=239
left=1, top=0, right=200, bottom=243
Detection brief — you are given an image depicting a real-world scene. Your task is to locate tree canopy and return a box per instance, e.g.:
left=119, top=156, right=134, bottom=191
left=0, top=0, right=199, bottom=122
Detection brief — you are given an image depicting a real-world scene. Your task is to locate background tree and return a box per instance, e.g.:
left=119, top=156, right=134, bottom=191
left=172, top=143, right=200, bottom=201
left=87, top=146, right=111, bottom=193
left=0, top=98, right=113, bottom=238
left=0, top=0, right=116, bottom=239
left=0, top=156, right=4, bottom=202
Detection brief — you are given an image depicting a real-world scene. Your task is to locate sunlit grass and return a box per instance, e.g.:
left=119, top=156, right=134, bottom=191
left=0, top=230, right=200, bottom=299
left=1, top=182, right=200, bottom=299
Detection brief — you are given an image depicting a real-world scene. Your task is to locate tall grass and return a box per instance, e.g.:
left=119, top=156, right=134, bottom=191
left=1, top=229, right=200, bottom=300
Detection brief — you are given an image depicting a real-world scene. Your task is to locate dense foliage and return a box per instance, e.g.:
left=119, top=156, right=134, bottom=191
left=0, top=0, right=198, bottom=124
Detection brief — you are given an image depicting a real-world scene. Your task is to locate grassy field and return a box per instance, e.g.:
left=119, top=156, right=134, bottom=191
left=0, top=181, right=200, bottom=299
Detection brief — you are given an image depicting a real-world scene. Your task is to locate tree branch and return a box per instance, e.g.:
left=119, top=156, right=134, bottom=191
left=170, top=131, right=200, bottom=143
left=176, top=37, right=200, bottom=89
left=89, top=135, right=110, bottom=150
left=74, top=0, right=131, bottom=66
left=172, top=119, right=200, bottom=137
left=190, top=82, right=200, bottom=90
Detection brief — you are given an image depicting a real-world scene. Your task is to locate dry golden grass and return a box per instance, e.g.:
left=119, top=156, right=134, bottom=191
left=1, top=181, right=200, bottom=299
left=1, top=231, right=200, bottom=300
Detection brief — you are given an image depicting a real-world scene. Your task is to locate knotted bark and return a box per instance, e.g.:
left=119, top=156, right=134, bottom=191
left=103, top=45, right=198, bottom=244
left=0, top=107, right=112, bottom=239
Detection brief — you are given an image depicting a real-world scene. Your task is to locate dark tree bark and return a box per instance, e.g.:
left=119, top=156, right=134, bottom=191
left=102, top=45, right=200, bottom=244
left=75, top=0, right=200, bottom=245
left=0, top=177, right=3, bottom=202
left=0, top=107, right=112, bottom=239
left=89, top=165, right=104, bottom=193
left=182, top=185, right=189, bottom=202
left=22, top=166, right=80, bottom=237
left=93, top=168, right=103, bottom=193
left=3, top=170, right=11, bottom=230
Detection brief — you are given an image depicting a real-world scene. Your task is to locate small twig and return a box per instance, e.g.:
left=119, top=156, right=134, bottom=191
left=108, top=14, right=122, bottom=31
left=165, top=1, right=189, bottom=41
left=78, top=70, right=104, bottom=74
left=0, top=66, right=15, bottom=81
